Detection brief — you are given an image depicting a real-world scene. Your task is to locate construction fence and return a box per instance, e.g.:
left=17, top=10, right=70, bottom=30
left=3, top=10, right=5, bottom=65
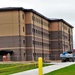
left=0, top=54, right=61, bottom=62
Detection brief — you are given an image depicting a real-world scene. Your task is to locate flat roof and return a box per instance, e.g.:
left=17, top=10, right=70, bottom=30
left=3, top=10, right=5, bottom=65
left=0, top=7, right=74, bottom=28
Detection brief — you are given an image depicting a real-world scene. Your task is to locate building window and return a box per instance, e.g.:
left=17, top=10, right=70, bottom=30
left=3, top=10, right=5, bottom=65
left=23, top=27, right=24, bottom=32
left=36, top=17, right=38, bottom=22
left=24, top=53, right=25, bottom=57
left=33, top=40, right=35, bottom=44
left=38, top=19, right=40, bottom=23
left=63, top=25, right=67, bottom=30
left=36, top=30, right=38, bottom=33
left=23, top=40, right=25, bottom=44
left=32, top=16, right=34, bottom=20
left=22, top=14, right=24, bottom=19
left=49, top=34, right=50, bottom=38
left=32, top=16, right=35, bottom=21
left=41, top=20, right=43, bottom=25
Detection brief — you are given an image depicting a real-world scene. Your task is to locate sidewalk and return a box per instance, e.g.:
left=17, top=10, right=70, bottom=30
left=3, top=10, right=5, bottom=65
left=11, top=62, right=75, bottom=75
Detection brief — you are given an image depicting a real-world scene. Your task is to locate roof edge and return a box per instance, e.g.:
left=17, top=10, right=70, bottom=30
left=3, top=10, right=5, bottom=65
left=0, top=7, right=74, bottom=28
left=50, top=19, right=74, bottom=28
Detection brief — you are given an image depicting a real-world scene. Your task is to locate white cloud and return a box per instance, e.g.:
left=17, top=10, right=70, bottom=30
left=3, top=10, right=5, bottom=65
left=0, top=0, right=75, bottom=48
left=0, top=0, right=32, bottom=8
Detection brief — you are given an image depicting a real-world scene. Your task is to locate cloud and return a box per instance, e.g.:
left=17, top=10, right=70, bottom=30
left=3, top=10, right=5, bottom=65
left=0, top=0, right=32, bottom=8
left=0, top=0, right=75, bottom=48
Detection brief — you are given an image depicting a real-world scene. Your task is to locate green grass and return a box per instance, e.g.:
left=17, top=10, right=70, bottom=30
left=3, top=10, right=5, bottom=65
left=0, top=63, right=51, bottom=75
left=0, top=64, right=20, bottom=69
left=45, top=64, right=75, bottom=75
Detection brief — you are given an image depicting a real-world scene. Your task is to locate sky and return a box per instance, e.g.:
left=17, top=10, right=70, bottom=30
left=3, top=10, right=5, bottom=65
left=0, top=0, right=75, bottom=48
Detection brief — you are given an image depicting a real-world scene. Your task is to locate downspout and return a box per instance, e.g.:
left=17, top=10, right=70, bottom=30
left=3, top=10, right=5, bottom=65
left=61, top=22, right=63, bottom=52
left=58, top=22, right=60, bottom=59
left=62, top=22, right=65, bottom=52
left=41, top=19, right=44, bottom=60
left=58, top=22, right=59, bottom=50
left=63, top=23, right=65, bottom=51
left=33, top=13, right=36, bottom=60
left=49, top=22, right=50, bottom=60
left=72, top=29, right=73, bottom=50
left=18, top=10, right=21, bottom=61
left=69, top=28, right=71, bottom=50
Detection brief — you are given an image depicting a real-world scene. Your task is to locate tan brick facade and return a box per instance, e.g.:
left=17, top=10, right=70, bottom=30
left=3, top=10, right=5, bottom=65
left=0, top=7, right=73, bottom=61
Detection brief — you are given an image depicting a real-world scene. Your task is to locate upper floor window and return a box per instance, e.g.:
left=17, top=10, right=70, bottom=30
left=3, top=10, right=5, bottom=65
left=32, top=16, right=44, bottom=24
left=63, top=25, right=67, bottom=30
left=41, top=20, right=43, bottom=25
left=43, top=22, right=48, bottom=27
left=23, top=27, right=24, bottom=32
left=23, top=40, right=25, bottom=44
left=22, top=14, right=24, bottom=19
left=32, top=16, right=35, bottom=21
left=32, top=16, right=34, bottom=20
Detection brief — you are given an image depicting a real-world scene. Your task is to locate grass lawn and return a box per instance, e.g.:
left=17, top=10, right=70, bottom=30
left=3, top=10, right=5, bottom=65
left=45, top=64, right=75, bottom=75
left=0, top=63, right=51, bottom=75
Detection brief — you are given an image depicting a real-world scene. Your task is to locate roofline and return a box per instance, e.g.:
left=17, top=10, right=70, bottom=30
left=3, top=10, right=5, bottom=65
left=0, top=7, right=50, bottom=21
left=26, top=9, right=50, bottom=21
left=0, top=7, right=24, bottom=11
left=50, top=19, right=74, bottom=28
left=0, top=7, right=74, bottom=28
